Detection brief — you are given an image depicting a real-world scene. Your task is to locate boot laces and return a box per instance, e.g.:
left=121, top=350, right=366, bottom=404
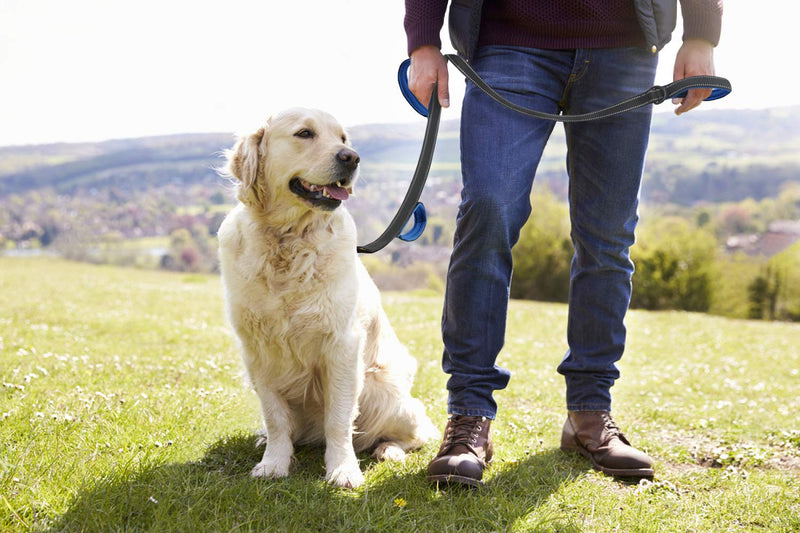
left=600, top=413, right=627, bottom=443
left=445, top=415, right=485, bottom=447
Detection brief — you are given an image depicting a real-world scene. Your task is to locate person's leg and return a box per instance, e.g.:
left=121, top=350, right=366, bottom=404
left=557, top=46, right=658, bottom=478
left=557, top=46, right=657, bottom=411
left=442, top=45, right=574, bottom=419
left=429, top=45, right=572, bottom=487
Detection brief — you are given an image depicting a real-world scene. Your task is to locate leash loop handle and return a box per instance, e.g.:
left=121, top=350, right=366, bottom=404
left=398, top=203, right=427, bottom=242
left=398, top=58, right=431, bottom=117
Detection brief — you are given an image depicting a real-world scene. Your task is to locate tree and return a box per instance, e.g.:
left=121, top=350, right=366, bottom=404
left=210, top=191, right=228, bottom=205
left=161, top=228, right=205, bottom=272
left=631, top=217, right=717, bottom=312
left=765, top=241, right=800, bottom=321
left=718, top=204, right=754, bottom=235
left=747, top=266, right=781, bottom=320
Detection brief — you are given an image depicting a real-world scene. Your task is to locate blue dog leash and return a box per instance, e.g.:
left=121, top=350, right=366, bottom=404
left=356, top=53, right=732, bottom=254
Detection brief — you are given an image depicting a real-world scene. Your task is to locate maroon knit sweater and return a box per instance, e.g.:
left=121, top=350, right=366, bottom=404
left=405, top=0, right=722, bottom=55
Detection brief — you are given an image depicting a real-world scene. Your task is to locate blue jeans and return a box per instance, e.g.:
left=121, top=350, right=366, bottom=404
left=442, top=45, right=658, bottom=418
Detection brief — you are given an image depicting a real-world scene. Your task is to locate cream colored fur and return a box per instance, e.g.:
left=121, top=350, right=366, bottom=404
left=217, top=108, right=437, bottom=488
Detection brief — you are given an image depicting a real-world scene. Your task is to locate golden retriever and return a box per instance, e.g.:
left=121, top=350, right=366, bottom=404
left=217, top=108, right=437, bottom=488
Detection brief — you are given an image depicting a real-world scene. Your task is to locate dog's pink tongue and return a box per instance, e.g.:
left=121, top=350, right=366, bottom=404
left=325, top=184, right=350, bottom=201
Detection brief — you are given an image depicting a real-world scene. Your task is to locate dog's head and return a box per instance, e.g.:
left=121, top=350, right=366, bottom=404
left=225, top=108, right=359, bottom=214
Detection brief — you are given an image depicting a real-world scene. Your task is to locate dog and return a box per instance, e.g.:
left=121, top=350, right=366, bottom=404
left=217, top=108, right=437, bottom=488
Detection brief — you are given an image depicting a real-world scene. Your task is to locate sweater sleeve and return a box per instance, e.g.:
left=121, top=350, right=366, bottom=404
left=404, top=0, right=449, bottom=55
left=680, top=0, right=723, bottom=46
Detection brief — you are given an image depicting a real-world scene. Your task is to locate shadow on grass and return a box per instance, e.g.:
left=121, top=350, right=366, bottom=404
left=52, top=433, right=587, bottom=532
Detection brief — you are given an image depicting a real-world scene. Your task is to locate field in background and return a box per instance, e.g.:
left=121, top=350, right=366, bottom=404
left=1, top=257, right=799, bottom=531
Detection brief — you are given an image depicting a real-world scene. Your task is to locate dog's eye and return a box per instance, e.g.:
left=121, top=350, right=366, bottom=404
left=294, top=129, right=315, bottom=139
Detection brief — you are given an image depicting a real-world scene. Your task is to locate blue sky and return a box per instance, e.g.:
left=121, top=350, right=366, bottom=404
left=1, top=1, right=796, bottom=147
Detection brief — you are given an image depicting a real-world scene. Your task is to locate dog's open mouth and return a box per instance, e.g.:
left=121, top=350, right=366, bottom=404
left=289, top=177, right=352, bottom=210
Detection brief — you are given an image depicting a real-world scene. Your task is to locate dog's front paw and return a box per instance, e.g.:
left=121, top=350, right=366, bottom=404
left=326, top=460, right=365, bottom=489
left=251, top=457, right=291, bottom=479
left=372, top=441, right=407, bottom=462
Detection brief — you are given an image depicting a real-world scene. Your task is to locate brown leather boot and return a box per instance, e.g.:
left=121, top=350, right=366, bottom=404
left=426, top=415, right=493, bottom=488
left=560, top=411, right=654, bottom=479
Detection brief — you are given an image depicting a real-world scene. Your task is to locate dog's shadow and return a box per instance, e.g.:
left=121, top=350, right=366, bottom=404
left=51, top=433, right=586, bottom=532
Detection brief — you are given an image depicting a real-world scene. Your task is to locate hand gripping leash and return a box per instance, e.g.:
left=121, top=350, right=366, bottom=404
left=356, top=53, right=731, bottom=254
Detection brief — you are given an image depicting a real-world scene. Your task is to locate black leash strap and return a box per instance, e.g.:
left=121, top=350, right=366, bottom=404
left=446, top=54, right=731, bottom=122
left=356, top=53, right=732, bottom=253
left=356, top=84, right=443, bottom=254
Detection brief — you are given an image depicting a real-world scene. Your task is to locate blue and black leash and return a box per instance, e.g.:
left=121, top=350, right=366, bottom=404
left=356, top=53, right=731, bottom=254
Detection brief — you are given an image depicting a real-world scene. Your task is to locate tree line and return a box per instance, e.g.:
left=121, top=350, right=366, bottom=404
left=510, top=186, right=800, bottom=322
left=3, top=178, right=800, bottom=322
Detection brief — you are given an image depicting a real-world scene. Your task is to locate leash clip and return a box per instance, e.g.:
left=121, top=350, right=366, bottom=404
left=648, top=85, right=668, bottom=105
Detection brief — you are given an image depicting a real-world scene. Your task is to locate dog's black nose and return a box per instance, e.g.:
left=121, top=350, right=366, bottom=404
left=336, top=148, right=360, bottom=169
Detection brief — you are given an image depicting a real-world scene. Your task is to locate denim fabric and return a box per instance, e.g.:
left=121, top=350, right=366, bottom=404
left=442, top=45, right=658, bottom=418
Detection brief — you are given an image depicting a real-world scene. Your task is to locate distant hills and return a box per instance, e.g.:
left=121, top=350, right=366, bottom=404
left=0, top=134, right=232, bottom=195
left=1, top=106, right=799, bottom=246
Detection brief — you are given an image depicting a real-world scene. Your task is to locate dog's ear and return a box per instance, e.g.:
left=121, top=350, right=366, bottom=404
left=226, top=126, right=266, bottom=192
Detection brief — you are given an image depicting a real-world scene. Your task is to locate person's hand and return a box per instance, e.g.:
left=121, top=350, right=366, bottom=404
left=672, top=38, right=715, bottom=115
left=408, top=45, right=450, bottom=109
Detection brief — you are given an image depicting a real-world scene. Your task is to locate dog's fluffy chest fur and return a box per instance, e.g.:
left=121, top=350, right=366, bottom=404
left=218, top=205, right=362, bottom=366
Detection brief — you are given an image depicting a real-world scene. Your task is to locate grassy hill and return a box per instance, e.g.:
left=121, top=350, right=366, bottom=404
left=1, top=257, right=798, bottom=531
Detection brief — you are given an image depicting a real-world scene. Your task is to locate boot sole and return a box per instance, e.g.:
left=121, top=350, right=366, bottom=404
left=426, top=473, right=483, bottom=488
left=561, top=442, right=654, bottom=479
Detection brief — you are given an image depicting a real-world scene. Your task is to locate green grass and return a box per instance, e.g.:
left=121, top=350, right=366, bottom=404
left=1, top=257, right=799, bottom=532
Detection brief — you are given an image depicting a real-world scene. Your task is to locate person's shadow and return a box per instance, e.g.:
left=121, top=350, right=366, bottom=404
left=51, top=432, right=586, bottom=532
